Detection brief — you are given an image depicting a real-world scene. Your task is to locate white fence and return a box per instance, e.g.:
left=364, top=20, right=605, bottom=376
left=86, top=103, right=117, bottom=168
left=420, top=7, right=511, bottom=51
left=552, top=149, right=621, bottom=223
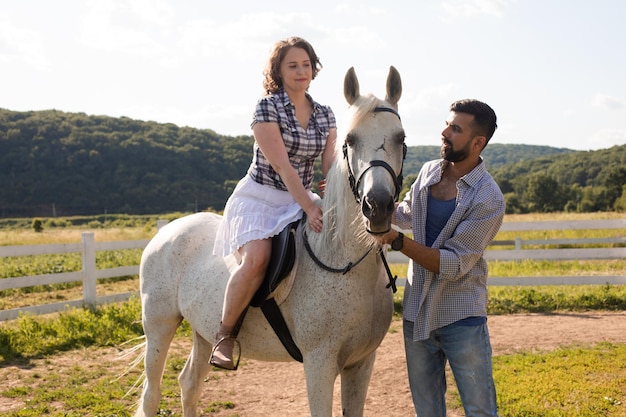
left=0, top=233, right=148, bottom=321
left=0, top=220, right=168, bottom=321
left=389, top=219, right=626, bottom=287
left=0, top=219, right=625, bottom=321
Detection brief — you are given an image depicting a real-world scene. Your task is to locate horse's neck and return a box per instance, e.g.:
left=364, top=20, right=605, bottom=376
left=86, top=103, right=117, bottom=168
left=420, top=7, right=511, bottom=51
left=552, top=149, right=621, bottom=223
left=308, top=190, right=369, bottom=258
left=303, top=160, right=372, bottom=259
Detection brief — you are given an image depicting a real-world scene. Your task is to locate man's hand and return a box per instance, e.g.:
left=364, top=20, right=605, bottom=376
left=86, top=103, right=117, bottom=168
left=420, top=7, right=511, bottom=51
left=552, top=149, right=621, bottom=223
left=375, top=229, right=400, bottom=247
left=317, top=178, right=327, bottom=197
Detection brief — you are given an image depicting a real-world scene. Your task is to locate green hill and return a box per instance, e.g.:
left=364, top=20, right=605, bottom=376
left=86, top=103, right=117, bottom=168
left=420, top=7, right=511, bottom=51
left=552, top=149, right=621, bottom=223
left=403, top=143, right=573, bottom=175
left=0, top=109, right=253, bottom=217
left=1, top=108, right=624, bottom=217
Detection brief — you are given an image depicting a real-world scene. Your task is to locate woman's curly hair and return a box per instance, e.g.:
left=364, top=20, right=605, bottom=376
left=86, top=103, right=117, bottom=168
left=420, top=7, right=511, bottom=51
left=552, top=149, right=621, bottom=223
left=263, top=36, right=322, bottom=95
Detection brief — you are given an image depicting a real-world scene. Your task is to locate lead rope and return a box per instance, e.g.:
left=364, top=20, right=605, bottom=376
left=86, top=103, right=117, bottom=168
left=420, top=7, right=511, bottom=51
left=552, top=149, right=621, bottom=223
left=378, top=246, right=398, bottom=293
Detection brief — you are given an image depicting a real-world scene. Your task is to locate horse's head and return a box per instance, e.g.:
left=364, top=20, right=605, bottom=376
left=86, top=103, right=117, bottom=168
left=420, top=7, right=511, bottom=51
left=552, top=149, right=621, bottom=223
left=341, top=66, right=406, bottom=235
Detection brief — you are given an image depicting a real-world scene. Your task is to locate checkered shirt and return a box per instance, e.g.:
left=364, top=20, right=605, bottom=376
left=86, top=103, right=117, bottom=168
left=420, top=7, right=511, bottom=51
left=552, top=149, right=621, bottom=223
left=248, top=88, right=336, bottom=191
left=395, top=158, right=505, bottom=341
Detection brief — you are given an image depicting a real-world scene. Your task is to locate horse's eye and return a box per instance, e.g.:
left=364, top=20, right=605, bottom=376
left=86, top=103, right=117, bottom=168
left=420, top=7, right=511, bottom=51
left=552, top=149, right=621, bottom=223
left=346, top=133, right=356, bottom=147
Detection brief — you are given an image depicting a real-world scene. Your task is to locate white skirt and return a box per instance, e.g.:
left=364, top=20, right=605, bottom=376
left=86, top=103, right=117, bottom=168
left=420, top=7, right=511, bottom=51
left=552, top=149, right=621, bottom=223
left=213, top=175, right=320, bottom=257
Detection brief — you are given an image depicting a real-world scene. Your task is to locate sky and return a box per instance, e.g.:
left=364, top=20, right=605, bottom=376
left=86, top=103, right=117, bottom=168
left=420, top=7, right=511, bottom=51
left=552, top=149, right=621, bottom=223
left=1, top=0, right=625, bottom=151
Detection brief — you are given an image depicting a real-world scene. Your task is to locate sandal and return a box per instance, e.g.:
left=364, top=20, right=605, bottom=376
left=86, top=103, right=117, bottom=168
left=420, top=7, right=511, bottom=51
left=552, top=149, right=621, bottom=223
left=209, top=333, right=241, bottom=370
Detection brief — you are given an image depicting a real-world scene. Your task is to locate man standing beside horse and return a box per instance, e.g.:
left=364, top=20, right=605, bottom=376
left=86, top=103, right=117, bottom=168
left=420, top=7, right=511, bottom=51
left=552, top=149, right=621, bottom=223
left=378, top=99, right=504, bottom=417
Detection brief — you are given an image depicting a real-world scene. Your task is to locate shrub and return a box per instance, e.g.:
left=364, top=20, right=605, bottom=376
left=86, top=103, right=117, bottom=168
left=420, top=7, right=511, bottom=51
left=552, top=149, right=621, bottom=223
left=31, top=218, right=44, bottom=233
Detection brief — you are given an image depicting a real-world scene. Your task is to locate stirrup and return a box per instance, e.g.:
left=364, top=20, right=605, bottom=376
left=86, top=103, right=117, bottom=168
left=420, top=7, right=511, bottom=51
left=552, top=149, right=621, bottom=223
left=209, top=335, right=241, bottom=371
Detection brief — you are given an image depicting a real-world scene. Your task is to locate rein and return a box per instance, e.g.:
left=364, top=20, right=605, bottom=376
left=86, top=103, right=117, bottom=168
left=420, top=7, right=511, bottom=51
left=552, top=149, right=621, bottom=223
left=302, top=226, right=397, bottom=293
left=302, top=227, right=373, bottom=275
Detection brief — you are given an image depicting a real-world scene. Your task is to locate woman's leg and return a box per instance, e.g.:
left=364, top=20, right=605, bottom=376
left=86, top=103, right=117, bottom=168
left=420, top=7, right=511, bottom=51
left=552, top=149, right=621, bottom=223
left=210, top=238, right=271, bottom=369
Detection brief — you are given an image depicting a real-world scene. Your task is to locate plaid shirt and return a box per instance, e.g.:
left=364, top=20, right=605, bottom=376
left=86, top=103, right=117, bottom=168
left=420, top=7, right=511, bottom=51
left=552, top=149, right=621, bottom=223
left=248, top=88, right=336, bottom=191
left=395, top=158, right=505, bottom=341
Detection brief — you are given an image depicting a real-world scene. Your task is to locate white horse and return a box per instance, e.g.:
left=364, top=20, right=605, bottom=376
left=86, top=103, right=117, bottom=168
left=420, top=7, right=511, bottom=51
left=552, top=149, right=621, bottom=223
left=134, top=66, right=405, bottom=417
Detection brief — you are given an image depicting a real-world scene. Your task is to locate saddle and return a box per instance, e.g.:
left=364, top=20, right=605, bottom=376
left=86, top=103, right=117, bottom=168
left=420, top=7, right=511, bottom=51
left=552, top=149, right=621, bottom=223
left=248, top=220, right=303, bottom=362
left=250, top=220, right=298, bottom=307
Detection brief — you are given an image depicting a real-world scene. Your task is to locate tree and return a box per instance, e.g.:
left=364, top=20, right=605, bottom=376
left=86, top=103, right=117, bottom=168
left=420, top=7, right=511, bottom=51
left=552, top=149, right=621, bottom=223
left=603, top=167, right=626, bottom=208
left=2, top=108, right=625, bottom=217
left=525, top=174, right=568, bottom=212
left=614, top=185, right=626, bottom=212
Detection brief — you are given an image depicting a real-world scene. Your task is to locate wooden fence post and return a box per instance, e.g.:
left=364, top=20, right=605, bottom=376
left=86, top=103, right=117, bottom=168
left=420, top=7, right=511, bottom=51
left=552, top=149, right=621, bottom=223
left=81, top=232, right=97, bottom=307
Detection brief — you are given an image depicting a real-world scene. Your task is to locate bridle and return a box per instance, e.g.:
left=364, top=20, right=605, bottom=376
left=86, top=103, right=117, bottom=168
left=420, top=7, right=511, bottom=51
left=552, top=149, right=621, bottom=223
left=343, top=107, right=408, bottom=204
left=302, top=106, right=406, bottom=293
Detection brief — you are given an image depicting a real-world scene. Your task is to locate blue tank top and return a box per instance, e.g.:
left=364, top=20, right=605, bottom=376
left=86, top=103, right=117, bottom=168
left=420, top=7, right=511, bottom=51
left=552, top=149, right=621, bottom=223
left=425, top=189, right=456, bottom=247
left=426, top=189, right=487, bottom=327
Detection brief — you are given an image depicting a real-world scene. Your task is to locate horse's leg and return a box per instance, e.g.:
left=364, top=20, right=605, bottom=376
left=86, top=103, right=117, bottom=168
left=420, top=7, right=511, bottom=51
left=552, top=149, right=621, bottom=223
left=178, top=331, right=213, bottom=417
left=303, top=353, right=340, bottom=417
left=340, top=352, right=377, bottom=417
left=135, top=316, right=181, bottom=417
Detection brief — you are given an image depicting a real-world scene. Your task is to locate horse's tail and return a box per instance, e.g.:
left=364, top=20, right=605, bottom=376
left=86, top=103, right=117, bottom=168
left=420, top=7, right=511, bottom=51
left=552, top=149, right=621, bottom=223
left=114, top=335, right=147, bottom=410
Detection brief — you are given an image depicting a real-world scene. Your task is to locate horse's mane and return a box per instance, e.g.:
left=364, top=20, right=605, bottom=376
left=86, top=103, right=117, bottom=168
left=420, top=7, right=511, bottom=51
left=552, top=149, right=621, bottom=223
left=317, top=94, right=384, bottom=251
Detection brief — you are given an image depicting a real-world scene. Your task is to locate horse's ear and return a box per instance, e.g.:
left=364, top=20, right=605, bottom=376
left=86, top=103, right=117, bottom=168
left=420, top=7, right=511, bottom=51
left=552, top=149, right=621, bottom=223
left=385, top=66, right=402, bottom=107
left=344, top=67, right=360, bottom=105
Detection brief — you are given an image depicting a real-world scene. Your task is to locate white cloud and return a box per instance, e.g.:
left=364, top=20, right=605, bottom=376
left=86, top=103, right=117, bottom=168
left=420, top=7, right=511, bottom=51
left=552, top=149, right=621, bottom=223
left=413, top=83, right=458, bottom=110
left=79, top=0, right=170, bottom=59
left=128, top=0, right=174, bottom=26
left=177, top=12, right=330, bottom=62
left=440, top=0, right=512, bottom=19
left=591, top=93, right=626, bottom=111
left=0, top=15, right=51, bottom=70
left=328, top=26, right=386, bottom=50
left=589, top=128, right=626, bottom=150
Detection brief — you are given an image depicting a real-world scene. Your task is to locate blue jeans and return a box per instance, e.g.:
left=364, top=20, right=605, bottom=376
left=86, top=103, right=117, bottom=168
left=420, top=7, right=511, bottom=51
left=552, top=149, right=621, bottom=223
left=403, top=319, right=498, bottom=417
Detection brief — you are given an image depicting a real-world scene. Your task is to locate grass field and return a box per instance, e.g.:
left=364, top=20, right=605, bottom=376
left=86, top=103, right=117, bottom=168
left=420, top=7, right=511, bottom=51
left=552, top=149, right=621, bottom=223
left=1, top=210, right=625, bottom=320
left=0, top=211, right=625, bottom=416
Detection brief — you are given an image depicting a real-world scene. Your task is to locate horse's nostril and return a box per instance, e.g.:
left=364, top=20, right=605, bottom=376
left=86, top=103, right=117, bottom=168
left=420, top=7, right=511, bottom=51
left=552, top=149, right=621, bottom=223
left=362, top=196, right=375, bottom=217
left=387, top=197, right=396, bottom=213
left=362, top=192, right=394, bottom=220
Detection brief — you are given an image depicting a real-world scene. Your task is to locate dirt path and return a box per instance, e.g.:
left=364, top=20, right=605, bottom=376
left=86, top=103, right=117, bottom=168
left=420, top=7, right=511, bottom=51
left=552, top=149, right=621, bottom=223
left=1, top=311, right=625, bottom=416
left=201, top=311, right=626, bottom=417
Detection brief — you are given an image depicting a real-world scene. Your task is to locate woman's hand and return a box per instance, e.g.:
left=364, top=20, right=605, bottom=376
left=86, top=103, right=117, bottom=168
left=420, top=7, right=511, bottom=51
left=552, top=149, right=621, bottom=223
left=306, top=205, right=324, bottom=233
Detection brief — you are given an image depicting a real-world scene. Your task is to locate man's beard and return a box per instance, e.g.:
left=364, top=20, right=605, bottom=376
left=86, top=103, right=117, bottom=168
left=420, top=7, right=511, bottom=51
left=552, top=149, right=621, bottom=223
left=441, top=138, right=472, bottom=162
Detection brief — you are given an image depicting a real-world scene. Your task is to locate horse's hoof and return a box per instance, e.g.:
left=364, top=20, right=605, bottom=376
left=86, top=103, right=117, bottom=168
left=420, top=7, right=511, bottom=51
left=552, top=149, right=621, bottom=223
left=209, top=335, right=240, bottom=371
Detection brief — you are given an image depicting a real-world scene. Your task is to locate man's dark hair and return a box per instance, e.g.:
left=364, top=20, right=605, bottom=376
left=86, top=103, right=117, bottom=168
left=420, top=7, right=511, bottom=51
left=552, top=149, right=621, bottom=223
left=450, top=99, right=497, bottom=143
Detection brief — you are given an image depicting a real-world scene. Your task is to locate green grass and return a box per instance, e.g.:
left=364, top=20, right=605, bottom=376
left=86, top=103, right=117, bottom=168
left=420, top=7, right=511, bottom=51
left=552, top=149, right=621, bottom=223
left=0, top=340, right=233, bottom=417
left=1, top=304, right=625, bottom=416
left=390, top=259, right=626, bottom=280
left=488, top=284, right=626, bottom=314
left=0, top=212, right=186, bottom=231
left=3, top=285, right=625, bottom=364
left=0, top=212, right=625, bottom=415
left=494, top=343, right=626, bottom=417
left=0, top=298, right=147, bottom=363
left=0, top=286, right=624, bottom=416
left=390, top=284, right=626, bottom=317
left=494, top=227, right=626, bottom=247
